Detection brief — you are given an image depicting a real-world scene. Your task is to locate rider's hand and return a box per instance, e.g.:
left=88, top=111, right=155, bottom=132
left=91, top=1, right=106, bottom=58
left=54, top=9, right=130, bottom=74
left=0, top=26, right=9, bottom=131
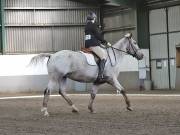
left=107, top=42, right=112, bottom=47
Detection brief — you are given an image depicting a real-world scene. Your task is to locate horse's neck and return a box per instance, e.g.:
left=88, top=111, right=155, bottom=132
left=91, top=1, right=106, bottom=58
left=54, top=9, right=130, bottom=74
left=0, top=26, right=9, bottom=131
left=107, top=38, right=127, bottom=65
left=113, top=37, right=126, bottom=50
left=105, top=38, right=127, bottom=77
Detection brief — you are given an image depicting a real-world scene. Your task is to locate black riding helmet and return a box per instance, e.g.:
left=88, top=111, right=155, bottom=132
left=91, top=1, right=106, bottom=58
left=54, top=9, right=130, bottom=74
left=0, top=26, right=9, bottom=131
left=87, top=11, right=97, bottom=20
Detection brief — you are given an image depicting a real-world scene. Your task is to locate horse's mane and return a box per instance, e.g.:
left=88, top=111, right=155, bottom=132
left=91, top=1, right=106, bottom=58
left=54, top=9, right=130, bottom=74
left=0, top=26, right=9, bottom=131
left=113, top=37, right=126, bottom=49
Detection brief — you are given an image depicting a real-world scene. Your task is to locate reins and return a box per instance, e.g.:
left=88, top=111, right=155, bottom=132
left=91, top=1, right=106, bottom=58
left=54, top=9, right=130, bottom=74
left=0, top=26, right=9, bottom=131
left=105, top=39, right=139, bottom=66
left=106, top=46, right=129, bottom=67
left=109, top=46, right=129, bottom=54
left=106, top=47, right=117, bottom=66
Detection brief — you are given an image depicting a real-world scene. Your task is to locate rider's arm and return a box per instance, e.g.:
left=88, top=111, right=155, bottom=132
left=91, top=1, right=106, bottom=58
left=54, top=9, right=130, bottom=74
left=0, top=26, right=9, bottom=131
left=91, top=23, right=107, bottom=44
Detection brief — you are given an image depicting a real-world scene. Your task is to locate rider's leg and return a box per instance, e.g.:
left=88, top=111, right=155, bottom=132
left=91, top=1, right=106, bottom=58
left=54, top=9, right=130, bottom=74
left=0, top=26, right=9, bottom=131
left=98, top=59, right=107, bottom=79
left=90, top=46, right=107, bottom=80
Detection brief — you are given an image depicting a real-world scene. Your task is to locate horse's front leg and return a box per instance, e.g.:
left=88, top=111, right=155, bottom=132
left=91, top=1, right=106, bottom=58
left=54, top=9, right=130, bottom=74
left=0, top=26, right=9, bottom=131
left=88, top=85, right=99, bottom=113
left=110, top=78, right=132, bottom=111
left=121, top=90, right=132, bottom=111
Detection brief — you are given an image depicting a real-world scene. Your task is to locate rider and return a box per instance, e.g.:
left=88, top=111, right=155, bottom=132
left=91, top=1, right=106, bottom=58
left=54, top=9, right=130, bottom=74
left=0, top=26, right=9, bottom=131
left=85, top=11, right=111, bottom=81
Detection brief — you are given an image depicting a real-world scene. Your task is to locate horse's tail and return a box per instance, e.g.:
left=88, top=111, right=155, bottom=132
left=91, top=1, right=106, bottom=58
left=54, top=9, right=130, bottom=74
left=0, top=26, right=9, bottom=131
left=29, top=53, right=52, bottom=66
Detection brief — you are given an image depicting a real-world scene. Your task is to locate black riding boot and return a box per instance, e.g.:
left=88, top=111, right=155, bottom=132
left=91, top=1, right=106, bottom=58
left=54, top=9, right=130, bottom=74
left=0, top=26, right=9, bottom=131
left=97, top=59, right=107, bottom=82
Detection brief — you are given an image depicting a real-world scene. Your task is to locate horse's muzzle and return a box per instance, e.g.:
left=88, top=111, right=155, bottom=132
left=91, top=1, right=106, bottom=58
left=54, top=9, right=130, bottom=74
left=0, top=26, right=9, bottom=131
left=136, top=52, right=144, bottom=60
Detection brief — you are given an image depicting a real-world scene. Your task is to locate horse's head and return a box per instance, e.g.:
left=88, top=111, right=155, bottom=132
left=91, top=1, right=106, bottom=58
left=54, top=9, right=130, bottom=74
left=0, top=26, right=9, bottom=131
left=124, top=33, right=144, bottom=60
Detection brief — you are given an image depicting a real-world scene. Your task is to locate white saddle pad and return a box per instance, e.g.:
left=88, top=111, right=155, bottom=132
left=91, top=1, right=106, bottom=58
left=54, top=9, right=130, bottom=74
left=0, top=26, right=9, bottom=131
left=79, top=51, right=97, bottom=66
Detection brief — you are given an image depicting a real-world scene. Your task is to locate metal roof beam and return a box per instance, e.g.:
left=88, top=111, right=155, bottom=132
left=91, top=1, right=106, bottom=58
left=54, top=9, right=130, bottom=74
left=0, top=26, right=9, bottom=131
left=105, top=0, right=136, bottom=7
left=71, top=0, right=138, bottom=7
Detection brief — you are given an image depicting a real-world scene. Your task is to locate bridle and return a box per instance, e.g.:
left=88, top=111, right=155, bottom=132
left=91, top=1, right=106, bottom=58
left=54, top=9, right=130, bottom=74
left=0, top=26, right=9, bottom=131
left=126, top=39, right=140, bottom=58
left=106, top=38, right=140, bottom=66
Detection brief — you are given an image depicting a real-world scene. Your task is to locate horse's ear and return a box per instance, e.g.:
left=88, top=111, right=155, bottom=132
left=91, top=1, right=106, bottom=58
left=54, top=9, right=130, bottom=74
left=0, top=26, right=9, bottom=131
left=125, top=33, right=132, bottom=38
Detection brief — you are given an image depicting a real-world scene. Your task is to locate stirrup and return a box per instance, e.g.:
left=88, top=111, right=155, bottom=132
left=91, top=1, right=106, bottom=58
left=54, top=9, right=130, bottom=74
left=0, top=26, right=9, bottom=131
left=94, top=75, right=108, bottom=84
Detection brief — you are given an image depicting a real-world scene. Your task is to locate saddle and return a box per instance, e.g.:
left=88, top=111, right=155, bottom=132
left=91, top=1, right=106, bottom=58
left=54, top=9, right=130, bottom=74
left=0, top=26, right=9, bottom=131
left=80, top=48, right=100, bottom=66
left=81, top=48, right=93, bottom=54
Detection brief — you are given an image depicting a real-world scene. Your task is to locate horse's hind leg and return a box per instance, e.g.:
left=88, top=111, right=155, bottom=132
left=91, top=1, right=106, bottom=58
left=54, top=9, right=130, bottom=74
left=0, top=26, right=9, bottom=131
left=41, top=75, right=58, bottom=116
left=41, top=88, right=50, bottom=116
left=59, top=77, right=79, bottom=113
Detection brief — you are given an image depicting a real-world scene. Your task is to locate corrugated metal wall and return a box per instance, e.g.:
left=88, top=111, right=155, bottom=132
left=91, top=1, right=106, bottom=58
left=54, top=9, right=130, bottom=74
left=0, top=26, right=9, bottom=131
left=168, top=6, right=180, bottom=32
left=5, top=9, right=96, bottom=25
left=5, top=0, right=88, bottom=8
left=103, top=7, right=137, bottom=44
left=168, top=5, right=180, bottom=90
left=4, top=0, right=100, bottom=53
left=149, top=5, right=180, bottom=89
left=0, top=0, right=3, bottom=53
left=149, top=9, right=167, bottom=34
left=149, top=8, right=169, bottom=89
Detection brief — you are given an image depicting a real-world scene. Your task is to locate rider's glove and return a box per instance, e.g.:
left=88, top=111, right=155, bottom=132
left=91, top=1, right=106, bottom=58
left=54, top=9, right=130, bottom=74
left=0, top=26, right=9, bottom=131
left=107, top=42, right=112, bottom=47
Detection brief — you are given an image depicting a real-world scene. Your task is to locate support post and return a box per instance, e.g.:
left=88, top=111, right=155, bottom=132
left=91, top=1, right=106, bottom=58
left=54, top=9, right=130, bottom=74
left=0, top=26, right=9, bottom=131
left=0, top=0, right=5, bottom=54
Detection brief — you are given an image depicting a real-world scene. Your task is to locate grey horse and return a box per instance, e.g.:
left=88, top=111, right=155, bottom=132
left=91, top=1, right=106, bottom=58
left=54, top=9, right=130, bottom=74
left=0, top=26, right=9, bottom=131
left=30, top=33, right=143, bottom=116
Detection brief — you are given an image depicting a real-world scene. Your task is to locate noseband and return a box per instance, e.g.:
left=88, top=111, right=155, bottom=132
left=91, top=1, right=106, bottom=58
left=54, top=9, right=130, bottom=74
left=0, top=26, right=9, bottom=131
left=126, top=39, right=139, bottom=58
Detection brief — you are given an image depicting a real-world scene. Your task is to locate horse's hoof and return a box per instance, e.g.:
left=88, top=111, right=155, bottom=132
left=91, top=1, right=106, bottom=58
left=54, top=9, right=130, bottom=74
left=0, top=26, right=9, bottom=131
left=72, top=109, right=79, bottom=113
left=72, top=105, right=79, bottom=113
left=127, top=107, right=133, bottom=111
left=88, top=106, right=96, bottom=114
left=41, top=107, right=46, bottom=112
left=90, top=110, right=96, bottom=114
left=41, top=107, right=49, bottom=116
left=44, top=111, right=49, bottom=117
left=88, top=105, right=92, bottom=111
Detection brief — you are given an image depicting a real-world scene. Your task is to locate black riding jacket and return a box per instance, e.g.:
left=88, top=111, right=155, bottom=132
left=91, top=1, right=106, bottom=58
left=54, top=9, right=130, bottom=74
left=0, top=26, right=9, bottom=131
left=85, top=21, right=107, bottom=48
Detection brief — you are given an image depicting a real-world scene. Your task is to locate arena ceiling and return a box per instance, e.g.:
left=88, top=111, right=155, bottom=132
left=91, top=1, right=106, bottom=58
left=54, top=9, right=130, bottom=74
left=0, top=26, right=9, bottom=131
left=72, top=0, right=145, bottom=7
left=72, top=0, right=180, bottom=8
